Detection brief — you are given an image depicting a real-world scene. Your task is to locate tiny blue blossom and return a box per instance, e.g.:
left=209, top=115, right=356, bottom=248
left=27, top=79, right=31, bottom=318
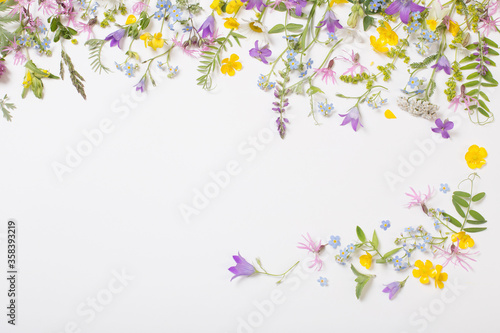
left=423, top=234, right=432, bottom=243
left=317, top=277, right=328, bottom=286
left=380, top=220, right=391, bottom=230
left=339, top=248, right=349, bottom=259
left=417, top=243, right=426, bottom=252
left=404, top=226, right=415, bottom=233
left=347, top=243, right=355, bottom=253
left=328, top=235, right=341, bottom=249
left=286, top=49, right=297, bottom=59
left=392, top=255, right=403, bottom=267
left=288, top=58, right=299, bottom=70
left=408, top=76, right=419, bottom=89
left=154, top=10, right=165, bottom=20
left=439, top=183, right=450, bottom=193
left=306, top=58, right=313, bottom=69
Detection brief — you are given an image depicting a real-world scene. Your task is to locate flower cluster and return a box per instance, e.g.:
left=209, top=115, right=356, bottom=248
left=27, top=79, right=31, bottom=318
left=229, top=170, right=488, bottom=300
left=0, top=0, right=496, bottom=137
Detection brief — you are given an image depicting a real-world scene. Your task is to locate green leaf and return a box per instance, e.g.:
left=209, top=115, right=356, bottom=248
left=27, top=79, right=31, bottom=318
left=453, top=200, right=466, bottom=217
left=382, top=247, right=401, bottom=259
left=482, top=74, right=498, bottom=85
left=356, top=226, right=366, bottom=242
left=482, top=83, right=498, bottom=87
left=460, top=63, right=478, bottom=70
left=463, top=227, right=487, bottom=233
left=306, top=86, right=324, bottom=96
left=441, top=213, right=462, bottom=228
left=371, top=230, right=379, bottom=250
left=363, top=16, right=375, bottom=31
left=454, top=191, right=471, bottom=198
left=268, top=24, right=285, bottom=34
left=467, top=89, right=479, bottom=96
left=479, top=91, right=490, bottom=102
left=286, top=23, right=303, bottom=32
left=469, top=210, right=485, bottom=221
left=484, top=37, right=499, bottom=48
left=464, top=80, right=479, bottom=87
left=488, top=48, right=499, bottom=56
left=466, top=219, right=487, bottom=225
left=472, top=192, right=485, bottom=202
left=350, top=264, right=374, bottom=300
left=466, top=72, right=479, bottom=80
left=478, top=108, right=490, bottom=117
left=452, top=195, right=469, bottom=207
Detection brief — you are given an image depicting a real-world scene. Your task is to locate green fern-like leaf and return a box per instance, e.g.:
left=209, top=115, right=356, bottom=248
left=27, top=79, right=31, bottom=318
left=85, top=39, right=111, bottom=74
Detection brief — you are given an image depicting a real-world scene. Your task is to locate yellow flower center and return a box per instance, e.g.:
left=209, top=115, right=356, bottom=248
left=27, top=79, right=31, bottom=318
left=249, top=22, right=263, bottom=33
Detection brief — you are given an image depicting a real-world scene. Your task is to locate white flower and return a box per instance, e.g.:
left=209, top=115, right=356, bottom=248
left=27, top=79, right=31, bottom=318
left=239, top=19, right=269, bottom=43
left=336, top=27, right=364, bottom=43
left=397, top=97, right=439, bottom=120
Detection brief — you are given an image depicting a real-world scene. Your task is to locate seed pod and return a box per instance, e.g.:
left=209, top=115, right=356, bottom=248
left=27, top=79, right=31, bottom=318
left=327, top=59, right=335, bottom=69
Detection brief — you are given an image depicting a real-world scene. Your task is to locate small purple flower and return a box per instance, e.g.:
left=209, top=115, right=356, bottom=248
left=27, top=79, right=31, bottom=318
left=339, top=106, right=363, bottom=132
left=383, top=277, right=408, bottom=300
left=316, top=10, right=343, bottom=34
left=431, top=56, right=452, bottom=75
left=198, top=15, right=215, bottom=39
left=431, top=118, right=454, bottom=138
left=134, top=77, right=146, bottom=93
left=385, top=0, right=426, bottom=24
left=382, top=281, right=401, bottom=300
left=104, top=29, right=126, bottom=48
left=291, top=0, right=307, bottom=16
left=229, top=253, right=256, bottom=281
left=244, top=0, right=266, bottom=12
left=249, top=41, right=272, bottom=64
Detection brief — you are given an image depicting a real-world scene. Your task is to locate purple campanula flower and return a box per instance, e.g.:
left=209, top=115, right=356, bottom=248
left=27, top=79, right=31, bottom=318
left=198, top=15, right=215, bottom=39
left=291, top=0, right=307, bottom=16
left=249, top=41, right=272, bottom=64
left=431, top=56, right=452, bottom=75
left=104, top=29, right=126, bottom=48
left=229, top=253, right=255, bottom=281
left=134, top=77, right=146, bottom=93
left=339, top=106, right=363, bottom=132
left=385, top=0, right=426, bottom=25
left=431, top=118, right=454, bottom=138
left=317, top=10, right=343, bottom=34
left=382, top=277, right=408, bottom=300
left=244, top=0, right=266, bottom=12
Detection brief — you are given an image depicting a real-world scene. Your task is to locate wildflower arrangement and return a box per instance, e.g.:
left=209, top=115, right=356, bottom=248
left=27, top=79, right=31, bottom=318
left=229, top=171, right=488, bottom=299
left=0, top=0, right=498, bottom=137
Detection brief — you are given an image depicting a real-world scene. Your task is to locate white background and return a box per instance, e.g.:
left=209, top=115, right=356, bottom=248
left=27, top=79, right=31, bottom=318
left=1, top=2, right=500, bottom=332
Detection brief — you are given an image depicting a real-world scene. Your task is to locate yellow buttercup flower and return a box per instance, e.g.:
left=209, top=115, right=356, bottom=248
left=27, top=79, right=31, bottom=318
left=140, top=33, right=152, bottom=48
left=210, top=0, right=222, bottom=15
left=149, top=33, right=164, bottom=50
left=370, top=36, right=388, bottom=53
left=426, top=19, right=438, bottom=31
left=359, top=252, right=372, bottom=269
left=377, top=22, right=398, bottom=46
left=430, top=265, right=448, bottom=289
left=465, top=145, right=487, bottom=169
left=412, top=260, right=433, bottom=284
left=224, top=18, right=240, bottom=30
left=329, top=0, right=348, bottom=6
left=226, top=0, right=243, bottom=14
left=125, top=15, right=137, bottom=25
left=451, top=231, right=475, bottom=249
left=448, top=20, right=460, bottom=37
left=221, top=54, right=242, bottom=76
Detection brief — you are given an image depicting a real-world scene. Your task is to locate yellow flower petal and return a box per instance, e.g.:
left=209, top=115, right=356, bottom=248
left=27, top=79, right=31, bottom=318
left=125, top=15, right=136, bottom=25
left=384, top=110, right=396, bottom=119
left=426, top=19, right=437, bottom=31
